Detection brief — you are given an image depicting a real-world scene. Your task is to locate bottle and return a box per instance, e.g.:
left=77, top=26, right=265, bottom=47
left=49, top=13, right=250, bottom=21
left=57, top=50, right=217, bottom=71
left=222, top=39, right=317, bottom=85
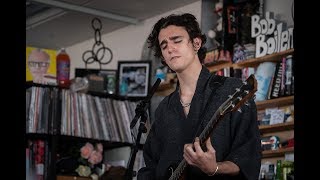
left=56, top=48, right=71, bottom=88
left=275, top=160, right=283, bottom=180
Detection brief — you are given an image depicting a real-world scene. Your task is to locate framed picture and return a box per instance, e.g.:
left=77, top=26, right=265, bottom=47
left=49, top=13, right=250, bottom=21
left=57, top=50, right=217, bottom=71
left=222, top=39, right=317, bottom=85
left=117, top=61, right=151, bottom=97
left=26, top=46, right=57, bottom=85
left=75, top=68, right=117, bottom=94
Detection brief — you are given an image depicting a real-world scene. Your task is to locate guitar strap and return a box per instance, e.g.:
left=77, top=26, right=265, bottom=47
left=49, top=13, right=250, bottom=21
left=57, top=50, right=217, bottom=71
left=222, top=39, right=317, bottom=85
left=192, top=74, right=227, bottom=140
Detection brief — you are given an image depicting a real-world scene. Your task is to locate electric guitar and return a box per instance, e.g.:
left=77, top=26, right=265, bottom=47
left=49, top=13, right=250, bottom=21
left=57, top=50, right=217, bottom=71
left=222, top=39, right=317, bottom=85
left=166, top=74, right=258, bottom=180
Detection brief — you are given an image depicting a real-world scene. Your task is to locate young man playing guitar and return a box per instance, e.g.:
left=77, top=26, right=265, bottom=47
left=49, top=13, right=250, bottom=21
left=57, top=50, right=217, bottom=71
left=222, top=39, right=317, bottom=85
left=137, top=13, right=261, bottom=180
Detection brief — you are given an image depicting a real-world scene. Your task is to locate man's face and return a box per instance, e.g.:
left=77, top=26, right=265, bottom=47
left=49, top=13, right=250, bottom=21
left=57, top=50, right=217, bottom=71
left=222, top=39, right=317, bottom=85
left=158, top=25, right=198, bottom=73
left=28, top=50, right=50, bottom=80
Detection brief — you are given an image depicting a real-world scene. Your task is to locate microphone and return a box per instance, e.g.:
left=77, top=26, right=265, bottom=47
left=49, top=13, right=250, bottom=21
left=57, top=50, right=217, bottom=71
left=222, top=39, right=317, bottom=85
left=130, top=78, right=161, bottom=129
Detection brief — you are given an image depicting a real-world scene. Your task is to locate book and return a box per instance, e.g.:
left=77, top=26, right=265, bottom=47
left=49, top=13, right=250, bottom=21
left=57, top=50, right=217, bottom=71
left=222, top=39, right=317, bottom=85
left=284, top=55, right=293, bottom=96
left=254, top=62, right=276, bottom=101
left=269, top=61, right=283, bottom=99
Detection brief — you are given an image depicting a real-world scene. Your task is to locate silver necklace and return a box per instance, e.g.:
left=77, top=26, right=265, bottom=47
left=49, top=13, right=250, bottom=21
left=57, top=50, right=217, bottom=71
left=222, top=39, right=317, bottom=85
left=180, top=99, right=191, bottom=107
left=179, top=88, right=191, bottom=107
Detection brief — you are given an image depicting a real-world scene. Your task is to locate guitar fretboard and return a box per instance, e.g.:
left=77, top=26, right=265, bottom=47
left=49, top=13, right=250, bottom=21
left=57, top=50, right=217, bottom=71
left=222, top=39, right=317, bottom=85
left=169, top=159, right=187, bottom=180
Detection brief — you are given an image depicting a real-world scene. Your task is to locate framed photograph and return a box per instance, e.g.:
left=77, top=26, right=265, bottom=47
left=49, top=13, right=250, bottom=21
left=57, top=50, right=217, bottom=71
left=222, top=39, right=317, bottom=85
left=117, top=61, right=151, bottom=97
left=75, top=68, right=117, bottom=94
left=26, top=46, right=57, bottom=85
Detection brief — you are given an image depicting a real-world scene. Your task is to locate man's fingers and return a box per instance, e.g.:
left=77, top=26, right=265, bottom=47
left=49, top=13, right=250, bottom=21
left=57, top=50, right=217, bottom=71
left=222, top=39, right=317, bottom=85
left=194, top=137, right=203, bottom=153
left=206, top=137, right=215, bottom=153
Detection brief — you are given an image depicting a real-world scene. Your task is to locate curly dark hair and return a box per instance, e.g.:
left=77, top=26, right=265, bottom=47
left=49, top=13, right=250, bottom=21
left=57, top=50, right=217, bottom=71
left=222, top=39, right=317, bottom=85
left=147, top=13, right=207, bottom=65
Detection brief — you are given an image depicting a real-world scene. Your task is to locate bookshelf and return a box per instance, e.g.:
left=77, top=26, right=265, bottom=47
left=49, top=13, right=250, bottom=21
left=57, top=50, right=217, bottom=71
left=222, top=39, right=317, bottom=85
left=206, top=60, right=233, bottom=72
left=232, top=49, right=294, bottom=69
left=259, top=121, right=294, bottom=134
left=256, top=96, right=294, bottom=111
left=26, top=85, right=146, bottom=180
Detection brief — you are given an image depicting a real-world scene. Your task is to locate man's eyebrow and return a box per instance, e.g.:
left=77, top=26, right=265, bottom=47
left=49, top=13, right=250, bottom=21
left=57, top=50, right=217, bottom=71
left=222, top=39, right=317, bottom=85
left=169, top=35, right=183, bottom=40
left=159, top=35, right=183, bottom=46
left=159, top=39, right=168, bottom=47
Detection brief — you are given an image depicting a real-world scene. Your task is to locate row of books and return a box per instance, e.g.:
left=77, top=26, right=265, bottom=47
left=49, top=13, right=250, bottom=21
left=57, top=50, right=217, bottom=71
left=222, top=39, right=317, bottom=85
left=257, top=105, right=294, bottom=126
left=26, top=86, right=59, bottom=134
left=26, top=86, right=150, bottom=144
left=26, top=139, right=50, bottom=180
left=60, top=89, right=149, bottom=143
left=236, top=55, right=294, bottom=101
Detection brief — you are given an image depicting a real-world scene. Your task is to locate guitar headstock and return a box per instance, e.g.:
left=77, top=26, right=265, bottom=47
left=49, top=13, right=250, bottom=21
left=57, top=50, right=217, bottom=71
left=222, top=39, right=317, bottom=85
left=221, top=74, right=257, bottom=114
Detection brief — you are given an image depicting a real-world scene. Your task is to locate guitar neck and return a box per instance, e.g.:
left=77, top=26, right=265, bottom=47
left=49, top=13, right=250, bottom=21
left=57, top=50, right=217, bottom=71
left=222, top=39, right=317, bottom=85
left=169, top=159, right=187, bottom=180
left=169, top=107, right=224, bottom=180
left=198, top=105, right=224, bottom=146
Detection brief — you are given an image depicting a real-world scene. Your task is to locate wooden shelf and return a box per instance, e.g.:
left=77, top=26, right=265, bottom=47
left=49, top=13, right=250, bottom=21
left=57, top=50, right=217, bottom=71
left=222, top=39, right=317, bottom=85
left=262, top=147, right=294, bottom=158
left=205, top=61, right=233, bottom=72
left=256, top=96, right=294, bottom=111
left=259, top=121, right=294, bottom=134
left=232, top=49, right=294, bottom=69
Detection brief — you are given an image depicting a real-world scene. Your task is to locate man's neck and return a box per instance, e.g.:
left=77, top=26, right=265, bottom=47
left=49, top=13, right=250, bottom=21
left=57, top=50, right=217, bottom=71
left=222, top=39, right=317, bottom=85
left=177, top=61, right=202, bottom=96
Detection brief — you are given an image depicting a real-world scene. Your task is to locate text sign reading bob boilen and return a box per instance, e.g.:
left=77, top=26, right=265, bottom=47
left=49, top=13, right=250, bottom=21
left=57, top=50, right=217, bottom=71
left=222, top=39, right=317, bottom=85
left=251, top=12, right=293, bottom=58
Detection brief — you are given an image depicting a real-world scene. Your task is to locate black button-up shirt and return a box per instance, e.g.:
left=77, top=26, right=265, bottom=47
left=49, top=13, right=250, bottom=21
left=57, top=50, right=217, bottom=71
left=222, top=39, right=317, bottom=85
left=138, top=66, right=261, bottom=180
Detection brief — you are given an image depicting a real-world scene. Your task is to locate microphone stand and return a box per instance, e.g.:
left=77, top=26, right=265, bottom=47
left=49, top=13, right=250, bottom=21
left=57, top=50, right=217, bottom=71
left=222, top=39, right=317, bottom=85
left=124, top=78, right=161, bottom=180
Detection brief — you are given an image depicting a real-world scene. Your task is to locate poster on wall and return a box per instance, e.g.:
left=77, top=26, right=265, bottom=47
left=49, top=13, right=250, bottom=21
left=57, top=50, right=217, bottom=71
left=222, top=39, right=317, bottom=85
left=26, top=46, right=57, bottom=85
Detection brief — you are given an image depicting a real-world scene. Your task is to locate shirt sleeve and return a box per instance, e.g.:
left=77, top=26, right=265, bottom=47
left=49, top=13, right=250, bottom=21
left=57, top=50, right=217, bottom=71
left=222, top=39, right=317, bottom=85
left=225, top=98, right=262, bottom=180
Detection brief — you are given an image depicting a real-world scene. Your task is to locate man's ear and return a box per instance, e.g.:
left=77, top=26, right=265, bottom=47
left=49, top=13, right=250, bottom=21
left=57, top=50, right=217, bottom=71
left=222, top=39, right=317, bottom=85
left=193, top=37, right=202, bottom=51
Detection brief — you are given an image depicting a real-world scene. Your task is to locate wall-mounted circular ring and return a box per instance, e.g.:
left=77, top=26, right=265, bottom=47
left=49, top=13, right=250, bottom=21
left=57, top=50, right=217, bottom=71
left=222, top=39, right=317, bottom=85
left=91, top=18, right=102, bottom=31
left=82, top=50, right=95, bottom=64
left=82, top=17, right=113, bottom=68
left=98, top=47, right=113, bottom=65
left=94, top=29, right=102, bottom=45
left=92, top=41, right=106, bottom=61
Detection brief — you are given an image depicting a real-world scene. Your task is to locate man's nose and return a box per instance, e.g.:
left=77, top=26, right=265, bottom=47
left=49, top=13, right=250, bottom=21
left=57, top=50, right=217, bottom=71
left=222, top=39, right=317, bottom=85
left=167, top=43, right=175, bottom=53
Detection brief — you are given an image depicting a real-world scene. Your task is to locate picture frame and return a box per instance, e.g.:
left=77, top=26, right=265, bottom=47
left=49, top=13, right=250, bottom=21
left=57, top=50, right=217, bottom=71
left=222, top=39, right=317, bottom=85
left=26, top=46, right=57, bottom=85
left=117, top=60, right=151, bottom=97
left=75, top=68, right=117, bottom=94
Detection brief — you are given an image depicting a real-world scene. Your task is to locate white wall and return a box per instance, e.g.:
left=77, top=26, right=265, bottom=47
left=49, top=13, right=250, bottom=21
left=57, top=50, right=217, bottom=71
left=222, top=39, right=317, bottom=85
left=66, top=0, right=294, bottom=79
left=67, top=1, right=202, bottom=79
